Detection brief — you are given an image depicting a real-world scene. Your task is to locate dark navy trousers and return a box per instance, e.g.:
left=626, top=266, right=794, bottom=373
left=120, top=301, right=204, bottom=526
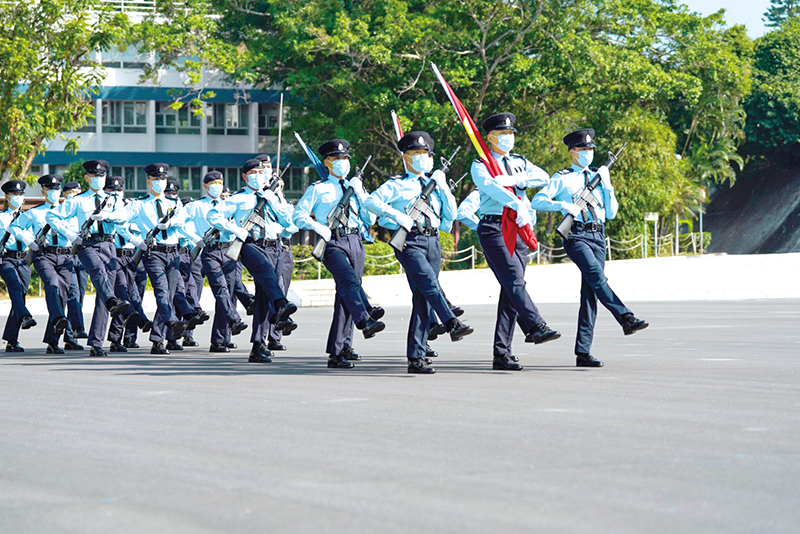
left=179, top=251, right=204, bottom=338
left=563, top=226, right=631, bottom=355
left=143, top=249, right=184, bottom=344
left=233, top=262, right=254, bottom=309
left=108, top=252, right=146, bottom=344
left=67, top=259, right=88, bottom=332
left=124, top=264, right=148, bottom=344
left=239, top=242, right=286, bottom=344
left=394, top=231, right=455, bottom=361
left=322, top=234, right=370, bottom=357
left=33, top=252, right=77, bottom=346
left=201, top=246, right=241, bottom=345
left=478, top=218, right=545, bottom=354
left=0, top=256, right=31, bottom=343
left=76, top=241, right=120, bottom=349
left=268, top=241, right=293, bottom=344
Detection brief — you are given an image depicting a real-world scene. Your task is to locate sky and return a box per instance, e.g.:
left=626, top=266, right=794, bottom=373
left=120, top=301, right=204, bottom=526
left=679, top=0, right=772, bottom=38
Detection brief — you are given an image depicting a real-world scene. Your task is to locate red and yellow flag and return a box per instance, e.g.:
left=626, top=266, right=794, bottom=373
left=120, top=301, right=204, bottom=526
left=430, top=63, right=538, bottom=255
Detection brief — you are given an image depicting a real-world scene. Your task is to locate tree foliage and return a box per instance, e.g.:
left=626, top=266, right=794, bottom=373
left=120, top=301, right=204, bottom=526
left=0, top=0, right=126, bottom=182
left=763, top=0, right=800, bottom=28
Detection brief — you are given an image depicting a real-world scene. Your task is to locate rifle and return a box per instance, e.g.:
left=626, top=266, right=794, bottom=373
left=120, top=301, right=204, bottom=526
left=311, top=155, right=372, bottom=261
left=131, top=205, right=179, bottom=267
left=555, top=142, right=628, bottom=240
left=0, top=210, right=23, bottom=263
left=224, top=178, right=284, bottom=262
left=24, top=224, right=51, bottom=265
left=72, top=196, right=110, bottom=254
left=389, top=146, right=460, bottom=252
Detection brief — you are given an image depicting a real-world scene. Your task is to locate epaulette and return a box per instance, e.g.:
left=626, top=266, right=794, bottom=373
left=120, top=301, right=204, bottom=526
left=509, top=152, right=527, bottom=160
left=557, top=168, right=572, bottom=175
left=78, top=190, right=92, bottom=197
left=235, top=187, right=246, bottom=194
left=389, top=174, right=405, bottom=180
left=310, top=179, right=323, bottom=186
left=137, top=193, right=149, bottom=200
left=589, top=166, right=598, bottom=172
left=473, top=158, right=482, bottom=164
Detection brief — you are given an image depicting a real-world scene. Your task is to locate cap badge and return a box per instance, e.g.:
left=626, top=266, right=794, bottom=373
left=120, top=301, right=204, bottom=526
left=586, top=135, right=591, bottom=143
left=418, top=136, right=425, bottom=145
left=505, top=117, right=511, bottom=125
left=337, top=143, right=343, bottom=151
left=159, top=166, right=164, bottom=173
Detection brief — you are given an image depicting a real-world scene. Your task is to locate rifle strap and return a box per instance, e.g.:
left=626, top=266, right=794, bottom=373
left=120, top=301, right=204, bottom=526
left=339, top=180, right=351, bottom=220
left=583, top=170, right=600, bottom=223
left=95, top=194, right=105, bottom=237
left=156, top=200, right=168, bottom=240
left=418, top=177, right=433, bottom=230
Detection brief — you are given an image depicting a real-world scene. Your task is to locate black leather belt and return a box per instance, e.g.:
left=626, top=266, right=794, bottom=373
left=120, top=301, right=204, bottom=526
left=481, top=214, right=503, bottom=222
left=116, top=249, right=134, bottom=257
left=332, top=227, right=360, bottom=239
left=44, top=246, right=72, bottom=255
left=409, top=228, right=439, bottom=237
left=86, top=234, right=114, bottom=242
left=281, top=237, right=292, bottom=246
left=152, top=244, right=178, bottom=253
left=3, top=251, right=26, bottom=259
left=247, top=237, right=279, bottom=248
left=208, top=241, right=231, bottom=251
left=573, top=221, right=604, bottom=233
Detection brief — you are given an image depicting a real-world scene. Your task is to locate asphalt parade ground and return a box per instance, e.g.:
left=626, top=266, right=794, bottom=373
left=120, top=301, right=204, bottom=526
left=1, top=299, right=798, bottom=533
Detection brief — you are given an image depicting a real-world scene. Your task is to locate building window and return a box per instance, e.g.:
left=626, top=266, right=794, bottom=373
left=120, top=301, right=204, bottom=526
left=285, top=167, right=307, bottom=193
left=101, top=46, right=149, bottom=69
left=103, top=101, right=147, bottom=134
left=175, top=167, right=203, bottom=195
left=258, top=103, right=279, bottom=136
left=28, top=165, right=41, bottom=177
left=155, top=102, right=201, bottom=135
left=111, top=166, right=148, bottom=194
left=76, top=105, right=97, bottom=133
left=210, top=167, right=245, bottom=191
left=207, top=103, right=249, bottom=135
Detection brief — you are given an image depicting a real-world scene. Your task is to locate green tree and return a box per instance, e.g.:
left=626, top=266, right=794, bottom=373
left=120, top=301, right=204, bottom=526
left=743, top=17, right=800, bottom=159
left=0, top=0, right=126, bottom=182
left=764, top=0, right=800, bottom=28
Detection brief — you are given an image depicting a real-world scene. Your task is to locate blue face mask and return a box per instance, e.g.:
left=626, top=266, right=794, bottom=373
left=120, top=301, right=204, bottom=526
left=495, top=134, right=515, bottom=153
left=247, top=172, right=265, bottom=190
left=208, top=183, right=223, bottom=198
left=9, top=195, right=24, bottom=209
left=330, top=159, right=350, bottom=178
left=90, top=176, right=106, bottom=191
left=576, top=150, right=594, bottom=168
left=45, top=189, right=61, bottom=204
left=411, top=154, right=433, bottom=174
left=150, top=179, right=166, bottom=194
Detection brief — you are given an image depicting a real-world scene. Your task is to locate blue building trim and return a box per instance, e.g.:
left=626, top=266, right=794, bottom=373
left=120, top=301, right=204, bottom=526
left=33, top=151, right=307, bottom=167
left=97, top=86, right=282, bottom=103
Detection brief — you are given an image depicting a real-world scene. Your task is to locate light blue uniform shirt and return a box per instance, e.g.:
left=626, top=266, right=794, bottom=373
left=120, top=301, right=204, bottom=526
left=292, top=175, right=375, bottom=231
left=0, top=208, right=29, bottom=251
left=13, top=202, right=77, bottom=248
left=456, top=188, right=537, bottom=231
left=45, top=189, right=127, bottom=241
left=469, top=151, right=550, bottom=216
left=183, top=195, right=234, bottom=244
left=119, top=194, right=188, bottom=246
left=530, top=164, right=619, bottom=223
left=363, top=171, right=456, bottom=233
left=207, top=187, right=293, bottom=241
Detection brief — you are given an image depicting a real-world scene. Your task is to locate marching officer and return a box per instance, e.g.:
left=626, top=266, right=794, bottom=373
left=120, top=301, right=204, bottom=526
left=293, top=139, right=386, bottom=369
left=470, top=112, right=560, bottom=371
left=46, top=160, right=131, bottom=357
left=0, top=180, right=37, bottom=352
left=364, top=131, right=473, bottom=374
left=103, top=176, right=150, bottom=353
left=12, top=174, right=82, bottom=353
left=182, top=171, right=248, bottom=352
left=62, top=180, right=89, bottom=339
left=207, top=158, right=299, bottom=363
left=531, top=128, right=648, bottom=367
left=121, top=163, right=204, bottom=354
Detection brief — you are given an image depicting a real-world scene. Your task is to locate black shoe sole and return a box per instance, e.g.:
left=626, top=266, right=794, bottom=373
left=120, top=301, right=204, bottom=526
left=231, top=322, right=248, bottom=336
left=369, top=307, right=385, bottom=321
left=327, top=360, right=355, bottom=369
left=248, top=356, right=273, bottom=363
left=362, top=321, right=385, bottom=339
left=532, top=331, right=561, bottom=345
left=623, top=322, right=649, bottom=336
left=450, top=326, right=474, bottom=342
left=492, top=363, right=523, bottom=371
left=275, top=302, right=298, bottom=324
left=408, top=366, right=436, bottom=374
left=278, top=320, right=297, bottom=335
left=209, top=347, right=230, bottom=353
left=171, top=322, right=187, bottom=339
left=109, top=302, right=130, bottom=318
left=54, top=317, right=69, bottom=336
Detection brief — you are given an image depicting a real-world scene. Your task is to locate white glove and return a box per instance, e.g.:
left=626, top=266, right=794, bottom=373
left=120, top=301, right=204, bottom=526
left=232, top=227, right=249, bottom=242
left=515, top=198, right=532, bottom=227
left=130, top=236, right=144, bottom=249
left=260, top=189, right=278, bottom=203
left=562, top=202, right=582, bottom=217
left=71, top=235, right=83, bottom=246
left=430, top=170, right=447, bottom=190
left=135, top=241, right=148, bottom=252
left=395, top=212, right=414, bottom=231
left=90, top=212, right=106, bottom=221
left=493, top=174, right=516, bottom=187
left=598, top=166, right=612, bottom=190
left=193, top=237, right=204, bottom=247
left=28, top=242, right=39, bottom=252
left=157, top=220, right=171, bottom=231
left=311, top=221, right=332, bottom=242
left=349, top=177, right=367, bottom=199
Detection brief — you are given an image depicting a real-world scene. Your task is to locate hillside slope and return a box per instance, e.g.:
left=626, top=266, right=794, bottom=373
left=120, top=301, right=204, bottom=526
left=705, top=166, right=800, bottom=254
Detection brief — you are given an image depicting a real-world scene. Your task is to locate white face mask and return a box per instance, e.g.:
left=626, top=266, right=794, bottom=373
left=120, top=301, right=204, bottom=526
left=45, top=189, right=61, bottom=204
left=90, top=175, right=106, bottom=191
left=150, top=179, right=167, bottom=194
left=410, top=153, right=433, bottom=174
left=9, top=195, right=24, bottom=208
left=495, top=134, right=515, bottom=153
left=330, top=159, right=351, bottom=179
left=207, top=183, right=223, bottom=198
